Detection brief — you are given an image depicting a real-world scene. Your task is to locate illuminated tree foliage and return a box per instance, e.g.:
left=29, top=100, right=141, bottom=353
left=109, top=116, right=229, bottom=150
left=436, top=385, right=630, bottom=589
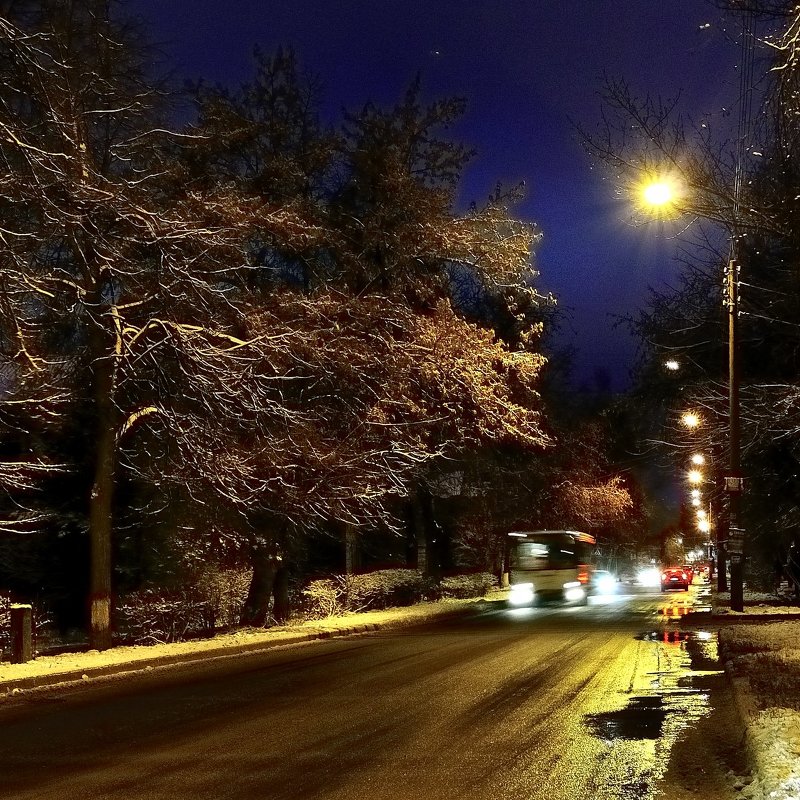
left=0, top=7, right=556, bottom=636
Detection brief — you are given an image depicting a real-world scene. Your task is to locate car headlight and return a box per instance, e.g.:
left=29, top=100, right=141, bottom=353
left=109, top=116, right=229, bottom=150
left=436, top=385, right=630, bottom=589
left=509, top=583, right=535, bottom=606
left=563, top=581, right=585, bottom=601
left=637, top=568, right=660, bottom=587
left=596, top=576, right=616, bottom=594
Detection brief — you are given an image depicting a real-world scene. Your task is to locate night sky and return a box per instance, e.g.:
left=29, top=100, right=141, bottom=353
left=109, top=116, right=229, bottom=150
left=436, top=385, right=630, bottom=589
left=129, top=0, right=743, bottom=390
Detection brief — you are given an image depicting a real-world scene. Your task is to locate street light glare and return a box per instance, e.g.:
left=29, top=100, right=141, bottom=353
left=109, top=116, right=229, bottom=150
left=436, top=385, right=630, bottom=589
left=687, top=469, right=703, bottom=484
left=642, top=180, right=675, bottom=206
left=681, top=412, right=701, bottom=429
left=691, top=453, right=706, bottom=466
left=698, top=519, right=711, bottom=533
left=664, top=359, right=680, bottom=371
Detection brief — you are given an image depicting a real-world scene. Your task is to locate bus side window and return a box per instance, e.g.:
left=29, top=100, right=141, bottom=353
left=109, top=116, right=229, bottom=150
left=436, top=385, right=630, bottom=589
left=516, top=542, right=548, bottom=570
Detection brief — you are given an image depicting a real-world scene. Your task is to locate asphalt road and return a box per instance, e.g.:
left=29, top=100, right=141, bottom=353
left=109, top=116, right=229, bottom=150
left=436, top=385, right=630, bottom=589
left=0, top=588, right=743, bottom=800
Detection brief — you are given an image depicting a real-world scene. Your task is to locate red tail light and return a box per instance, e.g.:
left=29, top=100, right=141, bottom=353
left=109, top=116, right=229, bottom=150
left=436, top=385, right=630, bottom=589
left=577, top=566, right=589, bottom=584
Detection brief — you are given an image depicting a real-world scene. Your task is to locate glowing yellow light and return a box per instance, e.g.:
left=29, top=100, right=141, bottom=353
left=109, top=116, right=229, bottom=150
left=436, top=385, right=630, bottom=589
left=642, top=180, right=675, bottom=206
left=665, top=359, right=680, bottom=371
left=691, top=453, right=706, bottom=466
left=681, top=412, right=701, bottom=429
left=691, top=489, right=701, bottom=499
left=687, top=469, right=703, bottom=484
left=691, top=497, right=701, bottom=507
left=697, top=509, right=707, bottom=520
left=698, top=519, right=711, bottom=533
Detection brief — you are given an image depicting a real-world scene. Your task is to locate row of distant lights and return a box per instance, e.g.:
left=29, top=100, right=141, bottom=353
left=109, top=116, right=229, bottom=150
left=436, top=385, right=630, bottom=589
left=646, top=182, right=713, bottom=538
left=665, top=359, right=711, bottom=535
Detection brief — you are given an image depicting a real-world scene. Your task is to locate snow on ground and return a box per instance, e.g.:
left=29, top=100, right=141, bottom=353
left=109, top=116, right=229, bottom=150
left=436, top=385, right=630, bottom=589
left=715, top=588, right=800, bottom=800
left=0, top=596, right=486, bottom=687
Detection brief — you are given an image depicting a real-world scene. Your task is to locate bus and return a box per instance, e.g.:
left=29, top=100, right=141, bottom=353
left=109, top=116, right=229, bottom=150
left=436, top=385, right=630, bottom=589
left=507, top=529, right=596, bottom=606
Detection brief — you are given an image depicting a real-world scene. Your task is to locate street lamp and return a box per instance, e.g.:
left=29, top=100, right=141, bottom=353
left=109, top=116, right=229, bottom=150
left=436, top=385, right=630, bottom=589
left=691, top=453, right=706, bottom=466
left=681, top=411, right=701, bottom=429
left=687, top=469, right=703, bottom=485
left=664, top=359, right=680, bottom=371
left=639, top=176, right=681, bottom=215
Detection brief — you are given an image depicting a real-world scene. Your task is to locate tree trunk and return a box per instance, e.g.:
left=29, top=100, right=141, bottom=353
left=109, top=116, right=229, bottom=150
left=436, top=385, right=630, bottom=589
left=413, top=495, right=428, bottom=575
left=414, top=488, right=439, bottom=579
left=344, top=523, right=359, bottom=575
left=273, top=566, right=290, bottom=624
left=241, top=544, right=278, bottom=627
left=88, top=326, right=119, bottom=651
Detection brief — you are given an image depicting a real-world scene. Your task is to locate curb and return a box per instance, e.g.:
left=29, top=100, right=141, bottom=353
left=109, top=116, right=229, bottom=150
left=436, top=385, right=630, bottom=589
left=0, top=602, right=483, bottom=697
left=1, top=627, right=359, bottom=695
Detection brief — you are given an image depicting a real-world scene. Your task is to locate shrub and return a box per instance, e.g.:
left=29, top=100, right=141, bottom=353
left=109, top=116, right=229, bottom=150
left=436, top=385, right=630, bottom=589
left=300, top=569, right=495, bottom=618
left=195, top=567, right=252, bottom=631
left=437, top=572, right=496, bottom=599
left=302, top=569, right=426, bottom=618
left=115, top=567, right=252, bottom=644
left=116, top=587, right=215, bottom=645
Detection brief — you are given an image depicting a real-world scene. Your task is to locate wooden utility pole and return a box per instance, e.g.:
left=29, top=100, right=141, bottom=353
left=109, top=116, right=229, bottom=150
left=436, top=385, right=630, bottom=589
left=726, top=258, right=744, bottom=612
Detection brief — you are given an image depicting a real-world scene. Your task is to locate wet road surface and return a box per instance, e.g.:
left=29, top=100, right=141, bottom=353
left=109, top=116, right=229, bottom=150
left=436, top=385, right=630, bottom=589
left=0, top=586, right=742, bottom=800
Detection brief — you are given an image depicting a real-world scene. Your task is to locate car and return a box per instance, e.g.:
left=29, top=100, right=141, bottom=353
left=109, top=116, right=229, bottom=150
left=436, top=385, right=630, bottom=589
left=590, top=569, right=619, bottom=595
left=636, top=566, right=662, bottom=588
left=681, top=564, right=695, bottom=584
left=661, top=567, right=690, bottom=591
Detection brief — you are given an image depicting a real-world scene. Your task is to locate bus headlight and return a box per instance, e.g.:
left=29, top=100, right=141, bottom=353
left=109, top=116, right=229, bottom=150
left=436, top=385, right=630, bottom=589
left=563, top=581, right=585, bottom=602
left=509, top=583, right=535, bottom=606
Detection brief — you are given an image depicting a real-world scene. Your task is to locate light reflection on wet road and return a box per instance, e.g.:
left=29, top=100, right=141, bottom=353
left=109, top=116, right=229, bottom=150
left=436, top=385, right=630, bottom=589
left=0, top=586, right=730, bottom=800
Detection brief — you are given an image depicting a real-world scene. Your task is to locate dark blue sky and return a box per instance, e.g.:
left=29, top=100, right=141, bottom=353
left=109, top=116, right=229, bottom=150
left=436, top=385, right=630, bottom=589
left=131, top=0, right=743, bottom=390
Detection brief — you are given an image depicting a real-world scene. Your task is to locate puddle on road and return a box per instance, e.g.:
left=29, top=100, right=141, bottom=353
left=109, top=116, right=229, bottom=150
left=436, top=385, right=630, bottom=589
left=585, top=629, right=720, bottom=744
left=586, top=696, right=667, bottom=740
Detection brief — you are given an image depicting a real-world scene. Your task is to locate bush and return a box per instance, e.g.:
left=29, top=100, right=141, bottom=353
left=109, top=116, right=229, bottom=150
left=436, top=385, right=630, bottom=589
left=300, top=569, right=495, bottom=618
left=302, top=569, right=426, bottom=618
left=116, top=587, right=215, bottom=645
left=436, top=572, right=496, bottom=599
left=115, top=567, right=252, bottom=644
left=195, top=567, right=252, bottom=631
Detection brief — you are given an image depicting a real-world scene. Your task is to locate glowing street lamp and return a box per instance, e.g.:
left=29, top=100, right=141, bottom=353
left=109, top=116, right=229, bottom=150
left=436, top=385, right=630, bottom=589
left=690, top=489, right=701, bottom=499
left=691, top=497, right=701, bottom=507
left=691, top=453, right=706, bottom=466
left=698, top=519, right=711, bottom=534
left=641, top=177, right=678, bottom=208
left=687, top=469, right=703, bottom=485
left=681, top=412, right=701, bottom=429
left=665, top=359, right=680, bottom=371
left=697, top=508, right=708, bottom=520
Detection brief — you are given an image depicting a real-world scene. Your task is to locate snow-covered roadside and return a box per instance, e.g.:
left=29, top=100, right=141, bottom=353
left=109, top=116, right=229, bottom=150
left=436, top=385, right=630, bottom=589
left=0, top=595, right=498, bottom=691
left=715, top=591, right=800, bottom=800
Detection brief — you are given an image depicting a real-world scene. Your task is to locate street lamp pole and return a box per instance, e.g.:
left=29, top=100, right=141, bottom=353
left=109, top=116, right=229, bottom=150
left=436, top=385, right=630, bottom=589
left=726, top=252, right=744, bottom=611
left=724, top=6, right=755, bottom=614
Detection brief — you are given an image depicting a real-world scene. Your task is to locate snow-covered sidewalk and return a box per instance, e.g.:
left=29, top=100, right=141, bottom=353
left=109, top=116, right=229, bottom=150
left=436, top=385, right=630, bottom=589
left=714, top=589, right=800, bottom=800
left=0, top=596, right=491, bottom=694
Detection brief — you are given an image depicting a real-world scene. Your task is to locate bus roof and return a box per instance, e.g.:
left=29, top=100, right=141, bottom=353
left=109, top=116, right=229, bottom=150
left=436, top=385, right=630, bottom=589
left=508, top=530, right=596, bottom=545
